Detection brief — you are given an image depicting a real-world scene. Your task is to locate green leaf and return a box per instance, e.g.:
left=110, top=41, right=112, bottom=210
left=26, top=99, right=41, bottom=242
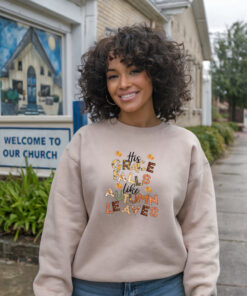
left=0, top=157, right=53, bottom=241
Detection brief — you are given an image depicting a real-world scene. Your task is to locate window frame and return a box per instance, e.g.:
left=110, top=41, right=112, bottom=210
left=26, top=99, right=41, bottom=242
left=18, top=61, right=22, bottom=71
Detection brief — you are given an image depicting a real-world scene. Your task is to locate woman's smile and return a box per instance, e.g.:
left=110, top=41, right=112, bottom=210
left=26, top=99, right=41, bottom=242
left=106, top=56, right=157, bottom=125
left=118, top=91, right=139, bottom=101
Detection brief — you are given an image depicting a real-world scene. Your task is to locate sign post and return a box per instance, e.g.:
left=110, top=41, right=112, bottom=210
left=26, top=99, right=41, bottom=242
left=73, top=100, right=87, bottom=134
left=0, top=80, right=2, bottom=116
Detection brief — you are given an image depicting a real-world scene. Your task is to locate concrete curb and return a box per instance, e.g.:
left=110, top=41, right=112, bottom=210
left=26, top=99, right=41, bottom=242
left=0, top=236, right=39, bottom=264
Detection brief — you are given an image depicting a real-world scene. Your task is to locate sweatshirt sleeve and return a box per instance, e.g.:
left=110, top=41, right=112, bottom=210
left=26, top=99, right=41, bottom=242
left=33, top=133, right=88, bottom=296
left=177, top=138, right=220, bottom=296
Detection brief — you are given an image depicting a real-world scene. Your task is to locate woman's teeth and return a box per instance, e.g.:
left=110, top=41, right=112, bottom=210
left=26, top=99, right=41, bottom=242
left=120, top=92, right=137, bottom=100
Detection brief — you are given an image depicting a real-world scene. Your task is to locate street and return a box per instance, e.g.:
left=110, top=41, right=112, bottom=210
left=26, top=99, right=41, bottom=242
left=213, top=131, right=247, bottom=296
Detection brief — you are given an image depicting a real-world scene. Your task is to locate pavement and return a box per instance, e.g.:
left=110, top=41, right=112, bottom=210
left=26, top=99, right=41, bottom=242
left=212, top=131, right=247, bottom=296
left=0, top=259, right=38, bottom=296
left=0, top=131, right=247, bottom=296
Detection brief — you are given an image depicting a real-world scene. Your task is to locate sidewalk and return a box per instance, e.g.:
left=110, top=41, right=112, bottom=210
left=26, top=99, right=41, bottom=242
left=0, top=259, right=37, bottom=296
left=212, top=131, right=247, bottom=295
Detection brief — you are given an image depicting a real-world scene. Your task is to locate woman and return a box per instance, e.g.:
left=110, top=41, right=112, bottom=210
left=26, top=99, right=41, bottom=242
left=34, top=25, right=219, bottom=296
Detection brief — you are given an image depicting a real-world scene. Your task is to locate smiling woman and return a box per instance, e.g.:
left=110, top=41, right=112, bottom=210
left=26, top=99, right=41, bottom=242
left=34, top=24, right=219, bottom=296
left=79, top=25, right=191, bottom=124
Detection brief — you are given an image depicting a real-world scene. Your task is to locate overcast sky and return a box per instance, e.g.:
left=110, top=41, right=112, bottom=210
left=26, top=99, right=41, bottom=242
left=204, top=0, right=247, bottom=34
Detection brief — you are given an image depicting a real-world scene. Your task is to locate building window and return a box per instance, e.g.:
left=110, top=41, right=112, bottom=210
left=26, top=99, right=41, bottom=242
left=18, top=61, right=22, bottom=71
left=0, top=15, right=63, bottom=116
left=40, top=84, right=51, bottom=97
left=40, top=66, right=44, bottom=75
left=13, top=80, right=23, bottom=94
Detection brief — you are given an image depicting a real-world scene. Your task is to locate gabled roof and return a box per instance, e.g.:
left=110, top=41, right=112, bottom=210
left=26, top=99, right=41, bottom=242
left=127, top=0, right=168, bottom=22
left=191, top=0, right=211, bottom=60
left=153, top=0, right=192, bottom=16
left=152, top=0, right=211, bottom=60
left=3, top=28, right=56, bottom=75
left=0, top=28, right=62, bottom=87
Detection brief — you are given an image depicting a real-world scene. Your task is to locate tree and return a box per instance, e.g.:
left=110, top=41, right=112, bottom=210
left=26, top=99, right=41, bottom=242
left=211, top=22, right=247, bottom=121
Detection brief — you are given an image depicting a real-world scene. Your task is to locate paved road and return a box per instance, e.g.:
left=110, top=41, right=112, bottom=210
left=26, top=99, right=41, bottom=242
left=212, top=131, right=247, bottom=295
left=0, top=259, right=38, bottom=296
left=1, top=131, right=247, bottom=296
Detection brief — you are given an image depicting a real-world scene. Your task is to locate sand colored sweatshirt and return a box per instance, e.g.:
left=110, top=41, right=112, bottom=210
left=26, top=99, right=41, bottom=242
left=33, top=118, right=219, bottom=296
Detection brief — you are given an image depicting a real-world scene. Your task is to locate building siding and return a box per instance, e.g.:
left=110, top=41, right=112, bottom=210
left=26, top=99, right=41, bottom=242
left=171, top=6, right=204, bottom=126
left=97, top=0, right=151, bottom=39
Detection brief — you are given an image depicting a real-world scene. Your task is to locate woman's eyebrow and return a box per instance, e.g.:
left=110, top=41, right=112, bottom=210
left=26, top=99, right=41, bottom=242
left=106, top=68, right=116, bottom=72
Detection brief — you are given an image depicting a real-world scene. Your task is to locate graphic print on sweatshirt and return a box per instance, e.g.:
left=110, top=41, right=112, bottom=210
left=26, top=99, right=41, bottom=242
left=105, top=151, right=159, bottom=217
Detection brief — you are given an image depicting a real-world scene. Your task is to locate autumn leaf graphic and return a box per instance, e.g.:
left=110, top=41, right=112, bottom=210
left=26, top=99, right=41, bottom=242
left=147, top=154, right=154, bottom=160
left=116, top=183, right=123, bottom=189
left=115, top=150, right=122, bottom=157
left=145, top=186, right=152, bottom=193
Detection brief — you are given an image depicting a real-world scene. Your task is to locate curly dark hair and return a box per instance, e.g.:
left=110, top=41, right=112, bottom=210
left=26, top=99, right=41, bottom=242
left=79, top=24, right=191, bottom=122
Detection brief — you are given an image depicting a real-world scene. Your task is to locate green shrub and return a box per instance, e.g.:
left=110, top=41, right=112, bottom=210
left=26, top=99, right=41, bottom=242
left=0, top=158, right=53, bottom=242
left=212, top=106, right=223, bottom=122
left=187, top=122, right=235, bottom=163
left=212, top=122, right=234, bottom=145
left=6, top=88, right=19, bottom=102
left=226, top=121, right=238, bottom=132
left=53, top=95, right=59, bottom=103
left=205, top=128, right=225, bottom=158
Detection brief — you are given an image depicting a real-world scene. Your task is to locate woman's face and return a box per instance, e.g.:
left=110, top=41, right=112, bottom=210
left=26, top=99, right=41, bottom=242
left=106, top=57, right=154, bottom=118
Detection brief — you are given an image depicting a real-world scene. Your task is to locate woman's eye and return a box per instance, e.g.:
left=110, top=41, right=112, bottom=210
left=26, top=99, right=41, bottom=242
left=130, top=69, right=141, bottom=75
left=107, top=75, right=118, bottom=80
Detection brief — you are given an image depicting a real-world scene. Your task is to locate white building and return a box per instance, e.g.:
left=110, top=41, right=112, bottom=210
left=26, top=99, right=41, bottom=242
left=0, top=0, right=212, bottom=175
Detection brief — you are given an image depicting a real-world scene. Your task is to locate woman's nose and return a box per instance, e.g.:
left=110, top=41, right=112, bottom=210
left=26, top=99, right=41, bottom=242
left=119, top=75, right=131, bottom=89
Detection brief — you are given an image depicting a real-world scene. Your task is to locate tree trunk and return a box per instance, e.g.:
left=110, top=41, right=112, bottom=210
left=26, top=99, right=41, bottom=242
left=232, top=99, right=236, bottom=121
left=229, top=97, right=236, bottom=121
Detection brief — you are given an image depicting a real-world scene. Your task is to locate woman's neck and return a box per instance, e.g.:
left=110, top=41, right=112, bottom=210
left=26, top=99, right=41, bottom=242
left=118, top=112, right=162, bottom=128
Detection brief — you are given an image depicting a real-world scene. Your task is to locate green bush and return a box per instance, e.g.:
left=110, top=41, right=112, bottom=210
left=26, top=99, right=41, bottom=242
left=187, top=122, right=236, bottom=163
left=226, top=121, right=238, bottom=132
left=53, top=95, right=59, bottom=103
left=6, top=89, right=19, bottom=102
left=0, top=159, right=53, bottom=242
left=212, top=122, right=234, bottom=145
left=212, top=105, right=223, bottom=122
left=205, top=128, right=225, bottom=158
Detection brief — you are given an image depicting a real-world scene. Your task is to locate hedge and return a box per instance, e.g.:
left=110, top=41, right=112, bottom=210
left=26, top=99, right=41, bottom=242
left=187, top=121, right=237, bottom=164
